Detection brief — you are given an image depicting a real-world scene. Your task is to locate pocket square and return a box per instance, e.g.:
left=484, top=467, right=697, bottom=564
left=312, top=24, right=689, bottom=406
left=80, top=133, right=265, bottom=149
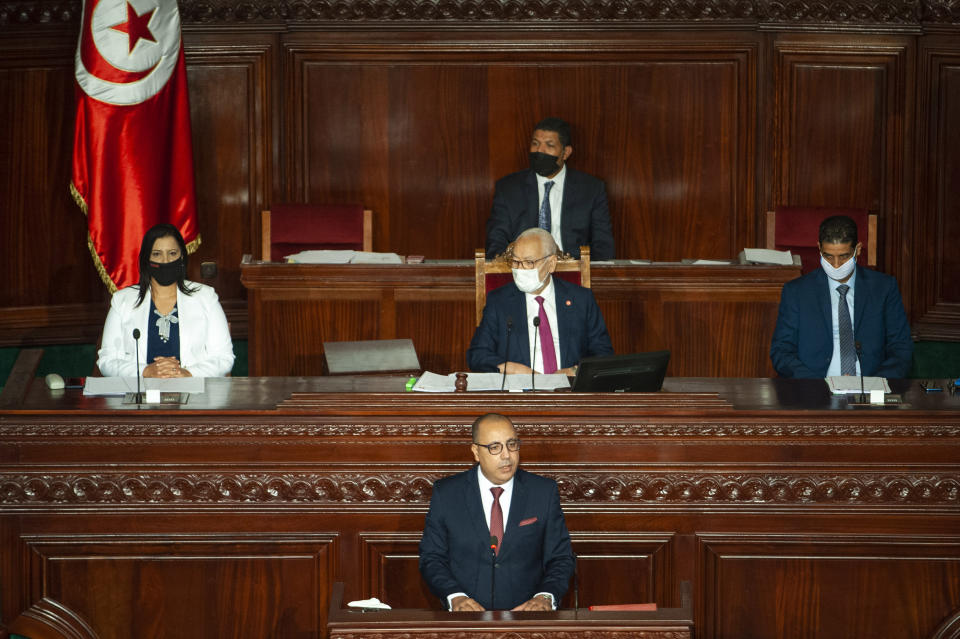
left=518, top=517, right=538, bottom=526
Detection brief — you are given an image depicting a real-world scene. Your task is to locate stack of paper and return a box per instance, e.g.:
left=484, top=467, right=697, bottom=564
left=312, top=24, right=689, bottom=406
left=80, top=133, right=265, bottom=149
left=412, top=371, right=570, bottom=392
left=824, top=376, right=891, bottom=394
left=284, top=250, right=403, bottom=264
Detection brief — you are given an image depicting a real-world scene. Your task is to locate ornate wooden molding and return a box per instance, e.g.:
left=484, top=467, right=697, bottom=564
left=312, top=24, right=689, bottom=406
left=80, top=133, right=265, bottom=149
left=1, top=0, right=957, bottom=27
left=3, top=420, right=958, bottom=437
left=2, top=471, right=957, bottom=505
left=330, top=633, right=691, bottom=639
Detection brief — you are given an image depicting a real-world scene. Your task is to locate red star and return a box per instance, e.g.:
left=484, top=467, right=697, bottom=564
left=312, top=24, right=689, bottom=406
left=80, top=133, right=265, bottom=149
left=109, top=2, right=157, bottom=54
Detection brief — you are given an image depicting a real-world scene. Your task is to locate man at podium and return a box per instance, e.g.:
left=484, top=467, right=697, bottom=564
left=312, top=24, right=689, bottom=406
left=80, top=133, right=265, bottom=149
left=419, top=413, right=574, bottom=611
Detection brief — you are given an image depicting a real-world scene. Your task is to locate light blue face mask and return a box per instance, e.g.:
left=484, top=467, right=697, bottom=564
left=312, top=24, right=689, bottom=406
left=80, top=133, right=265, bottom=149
left=820, top=253, right=857, bottom=281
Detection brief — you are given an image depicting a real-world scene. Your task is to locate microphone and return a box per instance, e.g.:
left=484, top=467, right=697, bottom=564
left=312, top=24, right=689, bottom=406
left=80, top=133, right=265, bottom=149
left=855, top=341, right=865, bottom=403
left=132, top=328, right=142, bottom=405
left=489, top=535, right=498, bottom=610
left=500, top=317, right=513, bottom=391
left=531, top=317, right=540, bottom=391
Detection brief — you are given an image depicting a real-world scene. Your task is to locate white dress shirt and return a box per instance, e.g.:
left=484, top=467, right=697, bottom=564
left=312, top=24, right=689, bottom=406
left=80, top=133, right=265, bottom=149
left=826, top=269, right=860, bottom=377
left=536, top=164, right=566, bottom=252
left=523, top=277, right=562, bottom=373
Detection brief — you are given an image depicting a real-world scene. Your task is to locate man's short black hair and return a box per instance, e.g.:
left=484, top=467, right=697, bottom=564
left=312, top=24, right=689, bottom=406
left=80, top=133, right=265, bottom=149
left=533, top=117, right=572, bottom=147
left=471, top=413, right=513, bottom=442
left=818, top=215, right=858, bottom=246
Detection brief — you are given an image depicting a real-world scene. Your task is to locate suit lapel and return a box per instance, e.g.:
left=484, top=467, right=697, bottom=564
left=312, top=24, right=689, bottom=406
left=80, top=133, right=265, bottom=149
left=852, top=266, right=867, bottom=332
left=524, top=171, right=540, bottom=229
left=463, top=468, right=490, bottom=546
left=501, top=470, right=527, bottom=556
left=506, top=285, right=532, bottom=367
left=135, top=291, right=152, bottom=365
left=813, top=269, right=832, bottom=336
left=552, top=278, right=577, bottom=368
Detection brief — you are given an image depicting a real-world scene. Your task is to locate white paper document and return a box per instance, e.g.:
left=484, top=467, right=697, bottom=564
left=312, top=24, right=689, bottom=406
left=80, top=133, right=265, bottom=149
left=412, top=371, right=570, bottom=392
left=284, top=250, right=403, bottom=264
left=740, top=248, right=794, bottom=265
left=347, top=598, right=391, bottom=610
left=824, top=376, right=891, bottom=394
left=284, top=249, right=355, bottom=264
left=83, top=376, right=206, bottom=396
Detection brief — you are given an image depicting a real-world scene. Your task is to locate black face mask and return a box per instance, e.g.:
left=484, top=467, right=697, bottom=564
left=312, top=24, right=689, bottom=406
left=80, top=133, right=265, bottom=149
left=529, top=151, right=561, bottom=177
left=148, top=258, right=183, bottom=286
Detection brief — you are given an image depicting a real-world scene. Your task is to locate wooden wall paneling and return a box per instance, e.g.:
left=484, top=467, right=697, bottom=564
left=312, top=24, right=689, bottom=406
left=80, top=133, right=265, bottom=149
left=359, top=531, right=437, bottom=608
left=183, top=34, right=273, bottom=304
left=699, top=533, right=960, bottom=639
left=22, top=529, right=337, bottom=638
left=912, top=39, right=960, bottom=341
left=772, top=35, right=911, bottom=277
left=282, top=34, right=758, bottom=262
left=393, top=288, right=474, bottom=374
left=0, top=38, right=102, bottom=309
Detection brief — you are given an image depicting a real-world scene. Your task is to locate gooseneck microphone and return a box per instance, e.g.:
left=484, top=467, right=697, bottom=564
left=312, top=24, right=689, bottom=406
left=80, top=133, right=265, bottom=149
left=500, top=317, right=513, bottom=391
left=855, top=341, right=865, bottom=402
left=489, top=535, right=498, bottom=610
left=531, top=317, right=540, bottom=391
left=132, top=328, right=142, bottom=405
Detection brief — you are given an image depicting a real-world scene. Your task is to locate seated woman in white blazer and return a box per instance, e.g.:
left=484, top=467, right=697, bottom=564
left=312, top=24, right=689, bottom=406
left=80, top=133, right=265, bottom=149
left=97, top=224, right=235, bottom=378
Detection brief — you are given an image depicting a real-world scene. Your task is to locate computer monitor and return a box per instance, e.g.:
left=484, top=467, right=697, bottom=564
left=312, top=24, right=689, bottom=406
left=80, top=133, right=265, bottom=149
left=571, top=351, right=670, bottom=392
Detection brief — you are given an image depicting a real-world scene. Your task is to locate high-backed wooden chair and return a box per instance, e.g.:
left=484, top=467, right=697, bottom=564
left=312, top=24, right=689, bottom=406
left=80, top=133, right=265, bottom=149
left=261, top=204, right=372, bottom=262
left=475, top=245, right=590, bottom=326
left=766, top=206, right=877, bottom=274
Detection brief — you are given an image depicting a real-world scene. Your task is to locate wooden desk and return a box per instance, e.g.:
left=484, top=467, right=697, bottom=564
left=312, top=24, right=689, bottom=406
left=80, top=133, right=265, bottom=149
left=326, top=581, right=694, bottom=639
left=240, top=261, right=801, bottom=377
left=2, top=377, right=959, bottom=639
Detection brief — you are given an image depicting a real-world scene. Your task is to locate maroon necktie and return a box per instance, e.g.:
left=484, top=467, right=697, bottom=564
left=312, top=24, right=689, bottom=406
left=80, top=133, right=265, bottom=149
left=490, top=486, right=504, bottom=554
left=535, top=295, right=558, bottom=374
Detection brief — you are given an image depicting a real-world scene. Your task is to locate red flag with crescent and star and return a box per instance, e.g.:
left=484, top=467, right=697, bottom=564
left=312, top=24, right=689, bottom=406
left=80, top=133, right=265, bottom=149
left=71, top=0, right=199, bottom=292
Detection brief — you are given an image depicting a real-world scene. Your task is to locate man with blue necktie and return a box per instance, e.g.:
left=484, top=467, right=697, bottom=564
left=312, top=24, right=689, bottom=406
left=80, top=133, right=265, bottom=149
left=419, top=413, right=574, bottom=611
left=485, top=117, right=615, bottom=261
left=467, top=228, right=614, bottom=375
left=770, top=215, right=913, bottom=378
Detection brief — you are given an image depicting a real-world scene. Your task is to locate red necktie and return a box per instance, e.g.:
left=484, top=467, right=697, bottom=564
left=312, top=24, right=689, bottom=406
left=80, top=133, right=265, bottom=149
left=535, top=295, right=558, bottom=374
left=490, top=486, right=504, bottom=554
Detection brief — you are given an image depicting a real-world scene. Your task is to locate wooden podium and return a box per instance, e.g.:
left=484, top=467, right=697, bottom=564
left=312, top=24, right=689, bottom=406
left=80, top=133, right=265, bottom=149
left=327, top=581, right=694, bottom=638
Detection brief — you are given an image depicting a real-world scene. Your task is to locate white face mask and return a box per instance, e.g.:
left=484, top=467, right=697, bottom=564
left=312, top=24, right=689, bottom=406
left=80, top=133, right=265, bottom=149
left=820, top=254, right=857, bottom=281
left=512, top=267, right=548, bottom=294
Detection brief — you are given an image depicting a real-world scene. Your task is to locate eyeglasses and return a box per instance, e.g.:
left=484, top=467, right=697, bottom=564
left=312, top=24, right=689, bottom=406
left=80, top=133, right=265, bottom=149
left=510, top=255, right=551, bottom=270
left=473, top=438, right=521, bottom=455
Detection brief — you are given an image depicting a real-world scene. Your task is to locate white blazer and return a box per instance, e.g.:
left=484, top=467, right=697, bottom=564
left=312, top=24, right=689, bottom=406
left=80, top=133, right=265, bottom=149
left=97, top=281, right=235, bottom=377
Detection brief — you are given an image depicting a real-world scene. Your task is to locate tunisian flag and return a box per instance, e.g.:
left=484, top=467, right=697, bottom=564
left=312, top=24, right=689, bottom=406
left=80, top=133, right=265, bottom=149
left=71, top=0, right=199, bottom=292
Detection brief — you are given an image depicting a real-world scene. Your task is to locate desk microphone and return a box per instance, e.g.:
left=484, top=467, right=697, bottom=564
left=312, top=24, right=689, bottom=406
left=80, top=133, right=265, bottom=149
left=132, top=328, right=142, bottom=405
left=489, top=535, right=498, bottom=610
left=531, top=317, right=540, bottom=391
left=500, top=317, right=513, bottom=391
left=855, top=341, right=865, bottom=402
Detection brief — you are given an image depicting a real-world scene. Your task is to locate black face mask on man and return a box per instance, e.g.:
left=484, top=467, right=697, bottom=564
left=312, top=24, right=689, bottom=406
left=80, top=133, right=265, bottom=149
left=148, top=258, right=183, bottom=286
left=529, top=151, right=561, bottom=177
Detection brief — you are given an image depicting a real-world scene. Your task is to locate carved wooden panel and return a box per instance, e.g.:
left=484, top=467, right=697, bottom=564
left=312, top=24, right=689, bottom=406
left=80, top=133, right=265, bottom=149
left=184, top=35, right=273, bottom=302
left=699, top=533, right=960, bottom=639
left=20, top=531, right=337, bottom=639
left=912, top=40, right=960, bottom=341
left=773, top=36, right=910, bottom=274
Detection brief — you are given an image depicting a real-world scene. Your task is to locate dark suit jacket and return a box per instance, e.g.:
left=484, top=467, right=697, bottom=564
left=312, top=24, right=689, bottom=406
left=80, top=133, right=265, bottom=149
left=485, top=168, right=615, bottom=260
left=466, top=276, right=614, bottom=372
left=770, top=265, right=913, bottom=378
left=418, top=467, right=574, bottom=610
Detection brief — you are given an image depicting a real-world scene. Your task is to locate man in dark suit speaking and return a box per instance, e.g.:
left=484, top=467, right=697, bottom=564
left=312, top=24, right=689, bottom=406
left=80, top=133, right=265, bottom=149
left=485, top=117, right=615, bottom=261
left=467, top=228, right=614, bottom=375
left=419, top=413, right=574, bottom=611
left=770, top=215, right=913, bottom=378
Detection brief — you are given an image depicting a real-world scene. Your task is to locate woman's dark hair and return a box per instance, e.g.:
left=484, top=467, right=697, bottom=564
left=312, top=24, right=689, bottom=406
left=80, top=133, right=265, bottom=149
left=134, top=223, right=197, bottom=307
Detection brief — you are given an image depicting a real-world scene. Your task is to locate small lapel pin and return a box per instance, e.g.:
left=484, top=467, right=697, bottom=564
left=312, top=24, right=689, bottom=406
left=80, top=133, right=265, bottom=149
left=565, top=299, right=572, bottom=306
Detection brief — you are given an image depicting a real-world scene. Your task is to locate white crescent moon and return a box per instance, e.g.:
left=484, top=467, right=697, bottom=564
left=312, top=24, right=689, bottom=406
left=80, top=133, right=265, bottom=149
left=74, top=0, right=181, bottom=106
